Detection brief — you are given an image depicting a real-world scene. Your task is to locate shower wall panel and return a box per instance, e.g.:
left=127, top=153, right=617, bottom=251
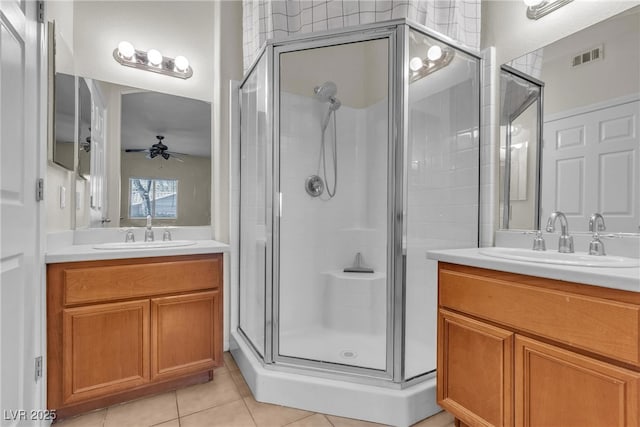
left=278, top=90, right=388, bottom=369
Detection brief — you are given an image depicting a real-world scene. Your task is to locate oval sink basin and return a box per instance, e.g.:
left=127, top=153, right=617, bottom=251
left=479, top=247, right=640, bottom=268
left=93, top=240, right=197, bottom=250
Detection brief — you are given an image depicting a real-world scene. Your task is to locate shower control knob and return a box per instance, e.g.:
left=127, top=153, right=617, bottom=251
left=305, top=175, right=324, bottom=197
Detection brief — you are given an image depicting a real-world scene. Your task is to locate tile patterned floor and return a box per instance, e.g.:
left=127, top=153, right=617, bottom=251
left=56, top=352, right=454, bottom=427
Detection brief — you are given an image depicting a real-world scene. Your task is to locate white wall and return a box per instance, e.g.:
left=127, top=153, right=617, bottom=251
left=46, top=164, right=74, bottom=231
left=482, top=0, right=637, bottom=65
left=72, top=1, right=215, bottom=102
left=542, top=8, right=640, bottom=114
left=45, top=1, right=74, bottom=74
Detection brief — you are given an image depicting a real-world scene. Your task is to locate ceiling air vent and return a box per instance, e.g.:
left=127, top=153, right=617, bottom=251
left=572, top=45, right=604, bottom=68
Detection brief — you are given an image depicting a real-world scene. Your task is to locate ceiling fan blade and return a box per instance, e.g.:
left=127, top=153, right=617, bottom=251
left=164, top=150, right=188, bottom=156
left=125, top=148, right=149, bottom=152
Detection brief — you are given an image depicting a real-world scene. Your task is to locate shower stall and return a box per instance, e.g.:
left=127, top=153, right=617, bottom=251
left=232, top=20, right=480, bottom=427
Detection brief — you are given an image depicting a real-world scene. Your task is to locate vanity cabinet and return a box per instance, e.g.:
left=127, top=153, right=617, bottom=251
left=437, top=263, right=640, bottom=427
left=47, top=253, right=223, bottom=418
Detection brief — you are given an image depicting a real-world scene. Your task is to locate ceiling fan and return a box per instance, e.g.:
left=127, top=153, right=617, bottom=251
left=125, top=135, right=185, bottom=161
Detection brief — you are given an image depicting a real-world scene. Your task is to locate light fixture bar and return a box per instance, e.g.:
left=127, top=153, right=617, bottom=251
left=526, top=0, right=574, bottom=20
left=113, top=45, right=193, bottom=79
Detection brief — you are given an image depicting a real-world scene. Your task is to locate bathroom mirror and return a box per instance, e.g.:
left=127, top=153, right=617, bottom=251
left=500, top=5, right=640, bottom=233
left=57, top=76, right=212, bottom=228
left=119, top=90, right=211, bottom=227
left=52, top=73, right=76, bottom=171
left=499, top=66, right=543, bottom=230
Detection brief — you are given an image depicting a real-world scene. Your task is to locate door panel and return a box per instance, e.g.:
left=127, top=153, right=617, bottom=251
left=515, top=335, right=640, bottom=427
left=543, top=100, right=639, bottom=232
left=1, top=0, right=40, bottom=422
left=438, top=309, right=514, bottom=427
left=62, top=300, right=150, bottom=403
left=151, top=291, right=220, bottom=380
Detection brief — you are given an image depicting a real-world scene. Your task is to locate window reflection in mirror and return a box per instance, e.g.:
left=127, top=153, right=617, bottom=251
left=499, top=67, right=542, bottom=230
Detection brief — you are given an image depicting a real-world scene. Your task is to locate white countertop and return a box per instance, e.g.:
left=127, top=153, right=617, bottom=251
left=427, top=248, right=640, bottom=293
left=46, top=239, right=229, bottom=263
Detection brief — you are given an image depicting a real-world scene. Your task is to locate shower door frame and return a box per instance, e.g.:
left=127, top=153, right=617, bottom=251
left=271, top=27, right=401, bottom=381
left=237, top=18, right=483, bottom=385
left=237, top=44, right=276, bottom=365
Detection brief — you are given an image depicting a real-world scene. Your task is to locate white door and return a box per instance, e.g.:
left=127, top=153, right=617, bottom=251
left=87, top=79, right=107, bottom=227
left=543, top=99, right=640, bottom=232
left=1, top=0, right=43, bottom=425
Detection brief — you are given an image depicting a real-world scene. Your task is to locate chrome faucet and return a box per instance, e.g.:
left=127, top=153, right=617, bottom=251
left=546, top=211, right=574, bottom=253
left=144, top=215, right=154, bottom=242
left=588, top=213, right=606, bottom=256
left=125, top=229, right=135, bottom=243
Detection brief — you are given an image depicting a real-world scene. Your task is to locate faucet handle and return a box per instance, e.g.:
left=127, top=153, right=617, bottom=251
left=125, top=229, right=135, bottom=243
left=532, top=230, right=546, bottom=251
left=162, top=228, right=172, bottom=241
left=589, top=232, right=606, bottom=256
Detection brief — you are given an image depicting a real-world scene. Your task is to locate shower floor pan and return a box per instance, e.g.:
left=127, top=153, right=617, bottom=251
left=279, top=327, right=386, bottom=369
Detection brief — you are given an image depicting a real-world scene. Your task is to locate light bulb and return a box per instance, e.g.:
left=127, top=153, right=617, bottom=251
left=523, top=0, right=545, bottom=7
left=147, top=49, right=163, bottom=66
left=174, top=55, right=189, bottom=72
left=117, top=41, right=135, bottom=60
left=427, top=45, right=443, bottom=61
left=409, top=57, right=424, bottom=72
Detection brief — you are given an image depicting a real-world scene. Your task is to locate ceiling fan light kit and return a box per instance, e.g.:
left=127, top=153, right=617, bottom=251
left=125, top=135, right=185, bottom=162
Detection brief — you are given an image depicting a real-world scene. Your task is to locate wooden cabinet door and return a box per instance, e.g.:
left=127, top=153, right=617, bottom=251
left=438, top=309, right=514, bottom=427
left=151, top=291, right=221, bottom=380
left=62, top=300, right=150, bottom=404
left=515, top=335, right=640, bottom=427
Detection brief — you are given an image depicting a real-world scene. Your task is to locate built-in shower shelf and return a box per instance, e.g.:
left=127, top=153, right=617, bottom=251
left=323, top=270, right=386, bottom=280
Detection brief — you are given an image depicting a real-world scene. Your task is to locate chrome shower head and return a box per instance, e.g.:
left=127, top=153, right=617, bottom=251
left=313, top=81, right=337, bottom=102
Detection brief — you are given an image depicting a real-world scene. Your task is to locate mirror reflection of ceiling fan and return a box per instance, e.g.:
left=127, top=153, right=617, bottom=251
left=125, top=135, right=185, bottom=161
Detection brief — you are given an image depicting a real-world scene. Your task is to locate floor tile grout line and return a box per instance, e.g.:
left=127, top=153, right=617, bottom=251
left=174, top=390, right=180, bottom=427
left=241, top=396, right=260, bottom=427
left=281, top=413, right=326, bottom=426
left=178, top=396, right=245, bottom=422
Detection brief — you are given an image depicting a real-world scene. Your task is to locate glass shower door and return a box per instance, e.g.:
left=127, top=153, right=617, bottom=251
left=275, top=37, right=391, bottom=372
left=239, top=54, right=270, bottom=358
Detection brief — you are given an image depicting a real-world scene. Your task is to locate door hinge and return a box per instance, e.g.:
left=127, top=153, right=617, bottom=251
left=36, top=1, right=45, bottom=24
left=36, top=178, right=44, bottom=201
left=35, top=356, right=43, bottom=381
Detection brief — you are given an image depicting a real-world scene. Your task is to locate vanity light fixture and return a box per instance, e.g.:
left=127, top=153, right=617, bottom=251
left=525, top=0, right=574, bottom=20
left=113, top=41, right=193, bottom=79
left=409, top=44, right=454, bottom=83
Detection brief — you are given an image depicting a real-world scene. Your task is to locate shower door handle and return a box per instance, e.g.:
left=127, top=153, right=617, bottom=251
left=277, top=192, right=283, bottom=218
